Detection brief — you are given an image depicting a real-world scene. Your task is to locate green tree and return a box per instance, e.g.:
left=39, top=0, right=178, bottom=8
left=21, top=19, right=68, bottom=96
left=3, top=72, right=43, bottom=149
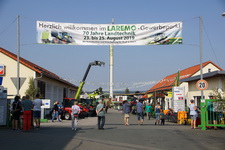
left=125, top=87, right=130, bottom=94
left=210, top=87, right=225, bottom=100
left=25, top=77, right=39, bottom=100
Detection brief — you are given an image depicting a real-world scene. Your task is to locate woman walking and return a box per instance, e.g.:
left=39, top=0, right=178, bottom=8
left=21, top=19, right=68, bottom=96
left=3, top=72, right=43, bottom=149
left=71, top=101, right=80, bottom=131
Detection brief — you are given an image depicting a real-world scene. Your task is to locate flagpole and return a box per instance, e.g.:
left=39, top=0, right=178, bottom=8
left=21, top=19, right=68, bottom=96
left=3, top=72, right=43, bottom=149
left=109, top=18, right=114, bottom=99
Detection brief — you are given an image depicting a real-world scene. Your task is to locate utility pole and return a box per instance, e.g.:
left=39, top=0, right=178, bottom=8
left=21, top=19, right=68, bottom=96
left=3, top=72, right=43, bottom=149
left=199, top=16, right=203, bottom=100
left=17, top=15, right=20, bottom=96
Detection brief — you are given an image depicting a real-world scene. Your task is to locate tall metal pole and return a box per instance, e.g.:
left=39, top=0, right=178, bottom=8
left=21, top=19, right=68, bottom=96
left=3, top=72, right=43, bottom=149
left=199, top=16, right=203, bottom=100
left=17, top=15, right=20, bottom=96
left=109, top=18, right=114, bottom=99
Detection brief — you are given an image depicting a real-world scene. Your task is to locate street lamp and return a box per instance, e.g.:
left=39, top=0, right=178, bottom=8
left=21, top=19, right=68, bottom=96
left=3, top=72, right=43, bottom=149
left=222, top=12, right=225, bottom=17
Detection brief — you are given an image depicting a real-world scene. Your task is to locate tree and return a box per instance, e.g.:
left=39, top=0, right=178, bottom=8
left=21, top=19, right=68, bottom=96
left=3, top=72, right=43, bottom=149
left=125, top=87, right=130, bottom=94
left=25, top=77, right=39, bottom=100
left=210, top=87, right=225, bottom=100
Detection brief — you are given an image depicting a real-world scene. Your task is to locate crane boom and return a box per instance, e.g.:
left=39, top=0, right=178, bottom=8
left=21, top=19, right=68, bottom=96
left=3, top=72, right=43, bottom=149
left=74, top=61, right=105, bottom=99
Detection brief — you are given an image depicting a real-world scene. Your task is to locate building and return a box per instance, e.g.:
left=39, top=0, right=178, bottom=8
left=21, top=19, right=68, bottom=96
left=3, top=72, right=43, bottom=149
left=146, top=61, right=224, bottom=110
left=0, top=47, right=78, bottom=107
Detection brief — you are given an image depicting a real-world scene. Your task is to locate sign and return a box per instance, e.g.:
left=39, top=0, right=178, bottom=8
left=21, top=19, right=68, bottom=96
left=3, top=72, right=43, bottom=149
left=173, top=86, right=185, bottom=112
left=41, top=99, right=51, bottom=109
left=196, top=80, right=208, bottom=90
left=37, top=21, right=182, bottom=46
left=0, top=64, right=5, bottom=75
left=0, top=77, right=2, bottom=85
left=11, top=77, right=26, bottom=90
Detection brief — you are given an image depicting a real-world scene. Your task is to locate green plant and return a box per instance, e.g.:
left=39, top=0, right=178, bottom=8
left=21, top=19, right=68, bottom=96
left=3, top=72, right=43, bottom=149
left=25, top=77, right=39, bottom=100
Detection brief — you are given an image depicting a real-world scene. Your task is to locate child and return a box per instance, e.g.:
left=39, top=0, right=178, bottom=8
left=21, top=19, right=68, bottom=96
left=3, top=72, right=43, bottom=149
left=160, top=109, right=165, bottom=125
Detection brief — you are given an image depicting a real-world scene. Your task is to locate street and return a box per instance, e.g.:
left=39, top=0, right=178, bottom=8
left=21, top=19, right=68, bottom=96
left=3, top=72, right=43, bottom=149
left=1, top=109, right=225, bottom=150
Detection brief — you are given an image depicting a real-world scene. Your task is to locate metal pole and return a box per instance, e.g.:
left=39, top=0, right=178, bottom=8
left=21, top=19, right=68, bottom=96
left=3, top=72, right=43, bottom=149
left=199, top=16, right=203, bottom=100
left=17, top=15, right=20, bottom=96
left=109, top=18, right=114, bottom=99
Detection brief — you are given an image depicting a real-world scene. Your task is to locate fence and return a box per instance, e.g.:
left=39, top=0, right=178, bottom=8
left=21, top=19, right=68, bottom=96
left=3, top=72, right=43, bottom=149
left=199, top=99, right=225, bottom=130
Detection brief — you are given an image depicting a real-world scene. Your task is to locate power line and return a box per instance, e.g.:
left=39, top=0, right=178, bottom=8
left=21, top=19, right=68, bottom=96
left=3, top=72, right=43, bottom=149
left=202, top=20, right=220, bottom=67
left=0, top=18, right=17, bottom=36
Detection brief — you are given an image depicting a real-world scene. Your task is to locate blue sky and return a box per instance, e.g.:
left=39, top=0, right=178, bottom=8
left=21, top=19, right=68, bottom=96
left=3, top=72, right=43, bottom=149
left=0, top=0, right=225, bottom=92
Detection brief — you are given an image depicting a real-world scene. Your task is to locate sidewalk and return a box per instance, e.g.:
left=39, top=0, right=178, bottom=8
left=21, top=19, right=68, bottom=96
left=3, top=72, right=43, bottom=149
left=1, top=108, right=225, bottom=150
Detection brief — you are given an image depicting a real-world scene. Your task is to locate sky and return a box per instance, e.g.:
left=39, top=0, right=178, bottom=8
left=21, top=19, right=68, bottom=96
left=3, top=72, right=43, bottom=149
left=0, top=0, right=225, bottom=92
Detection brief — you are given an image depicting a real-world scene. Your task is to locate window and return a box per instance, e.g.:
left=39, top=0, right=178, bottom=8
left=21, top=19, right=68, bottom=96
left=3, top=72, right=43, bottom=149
left=38, top=80, right=45, bottom=98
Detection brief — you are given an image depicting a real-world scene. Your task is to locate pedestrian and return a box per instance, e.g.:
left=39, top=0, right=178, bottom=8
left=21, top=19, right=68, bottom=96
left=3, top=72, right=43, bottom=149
left=136, top=99, right=144, bottom=126
left=96, top=100, right=105, bottom=130
left=33, top=94, right=42, bottom=129
left=160, top=109, right=165, bottom=125
left=145, top=103, right=152, bottom=120
left=11, top=95, right=22, bottom=131
left=20, top=96, right=26, bottom=130
left=105, top=103, right=109, bottom=113
left=155, top=102, right=161, bottom=125
left=58, top=102, right=63, bottom=122
left=52, top=101, right=61, bottom=122
left=21, top=95, right=33, bottom=131
left=71, top=101, right=80, bottom=131
left=122, top=100, right=131, bottom=126
left=190, top=99, right=198, bottom=129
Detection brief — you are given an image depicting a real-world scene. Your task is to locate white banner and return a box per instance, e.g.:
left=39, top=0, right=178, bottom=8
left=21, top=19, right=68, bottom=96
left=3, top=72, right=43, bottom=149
left=37, top=21, right=182, bottom=46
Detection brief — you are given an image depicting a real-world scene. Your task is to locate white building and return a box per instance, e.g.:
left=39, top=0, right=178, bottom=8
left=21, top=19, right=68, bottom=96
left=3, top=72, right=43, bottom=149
left=0, top=47, right=78, bottom=107
left=146, top=61, right=224, bottom=110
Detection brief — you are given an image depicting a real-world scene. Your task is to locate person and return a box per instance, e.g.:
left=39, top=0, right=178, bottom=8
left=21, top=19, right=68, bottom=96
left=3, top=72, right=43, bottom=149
left=136, top=100, right=144, bottom=126
left=33, top=94, right=42, bottom=129
left=21, top=95, right=33, bottom=131
left=155, top=102, right=161, bottom=125
left=160, top=109, right=165, bottom=125
left=190, top=99, right=198, bottom=129
left=96, top=100, right=105, bottom=130
left=105, top=103, right=109, bottom=113
left=71, top=101, right=80, bottom=131
left=52, top=101, right=61, bottom=122
left=58, top=102, right=63, bottom=122
left=145, top=103, right=152, bottom=120
left=20, top=96, right=26, bottom=130
left=208, top=101, right=217, bottom=130
left=122, top=100, right=131, bottom=126
left=11, top=95, right=22, bottom=131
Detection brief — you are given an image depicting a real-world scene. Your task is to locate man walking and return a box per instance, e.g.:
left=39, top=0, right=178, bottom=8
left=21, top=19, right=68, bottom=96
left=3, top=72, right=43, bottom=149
left=136, top=100, right=144, bottom=126
left=33, top=94, right=42, bottom=129
left=96, top=100, right=105, bottom=130
left=123, top=100, right=131, bottom=126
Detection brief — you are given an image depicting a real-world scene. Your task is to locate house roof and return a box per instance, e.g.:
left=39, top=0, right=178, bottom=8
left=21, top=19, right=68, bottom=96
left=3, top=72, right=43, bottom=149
left=146, top=61, right=223, bottom=93
left=181, top=70, right=225, bottom=82
left=0, top=47, right=78, bottom=88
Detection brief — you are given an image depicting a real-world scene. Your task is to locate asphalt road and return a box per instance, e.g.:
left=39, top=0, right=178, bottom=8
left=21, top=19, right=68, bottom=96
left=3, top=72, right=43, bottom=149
left=1, top=109, right=225, bottom=150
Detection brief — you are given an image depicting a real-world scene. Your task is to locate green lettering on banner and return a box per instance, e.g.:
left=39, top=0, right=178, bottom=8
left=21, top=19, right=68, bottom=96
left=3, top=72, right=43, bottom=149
left=107, top=25, right=136, bottom=31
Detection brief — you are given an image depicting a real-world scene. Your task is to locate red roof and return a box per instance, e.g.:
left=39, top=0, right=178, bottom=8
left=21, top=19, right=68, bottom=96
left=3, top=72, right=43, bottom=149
left=146, top=61, right=223, bottom=93
left=0, top=47, right=78, bottom=88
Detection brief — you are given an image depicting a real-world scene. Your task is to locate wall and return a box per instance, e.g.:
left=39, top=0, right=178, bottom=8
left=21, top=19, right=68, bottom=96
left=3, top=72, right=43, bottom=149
left=0, top=53, right=35, bottom=98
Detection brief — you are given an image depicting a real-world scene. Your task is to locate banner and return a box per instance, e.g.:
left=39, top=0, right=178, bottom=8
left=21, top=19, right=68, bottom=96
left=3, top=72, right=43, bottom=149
left=37, top=21, right=182, bottom=45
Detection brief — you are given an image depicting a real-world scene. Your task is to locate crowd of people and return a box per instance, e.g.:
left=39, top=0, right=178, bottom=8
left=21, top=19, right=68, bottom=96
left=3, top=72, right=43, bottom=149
left=11, top=94, right=42, bottom=131
left=10, top=95, right=202, bottom=132
left=121, top=100, right=166, bottom=126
